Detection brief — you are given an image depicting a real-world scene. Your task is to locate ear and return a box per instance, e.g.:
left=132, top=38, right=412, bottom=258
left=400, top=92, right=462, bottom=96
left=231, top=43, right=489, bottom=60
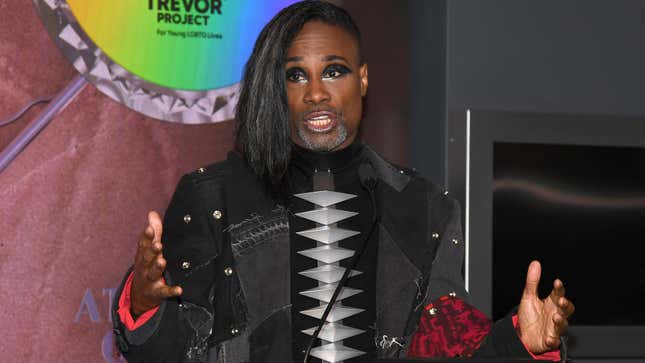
left=359, top=63, right=368, bottom=97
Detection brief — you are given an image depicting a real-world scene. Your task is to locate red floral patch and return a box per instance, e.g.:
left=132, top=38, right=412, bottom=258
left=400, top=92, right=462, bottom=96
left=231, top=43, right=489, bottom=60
left=407, top=295, right=493, bottom=358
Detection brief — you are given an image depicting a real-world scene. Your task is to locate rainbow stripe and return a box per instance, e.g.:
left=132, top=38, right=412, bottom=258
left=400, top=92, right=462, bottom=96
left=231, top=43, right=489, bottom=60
left=67, top=0, right=299, bottom=91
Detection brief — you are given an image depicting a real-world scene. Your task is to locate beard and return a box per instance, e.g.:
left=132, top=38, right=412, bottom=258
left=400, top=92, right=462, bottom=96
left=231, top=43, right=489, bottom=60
left=293, top=109, right=348, bottom=152
left=296, top=121, right=348, bottom=152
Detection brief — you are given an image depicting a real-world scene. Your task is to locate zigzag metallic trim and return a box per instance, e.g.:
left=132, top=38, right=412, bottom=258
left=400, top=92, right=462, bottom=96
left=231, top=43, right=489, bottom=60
left=295, top=190, right=365, bottom=363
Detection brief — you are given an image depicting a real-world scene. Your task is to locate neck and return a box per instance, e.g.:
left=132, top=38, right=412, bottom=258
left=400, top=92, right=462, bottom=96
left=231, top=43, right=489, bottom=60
left=290, top=139, right=363, bottom=174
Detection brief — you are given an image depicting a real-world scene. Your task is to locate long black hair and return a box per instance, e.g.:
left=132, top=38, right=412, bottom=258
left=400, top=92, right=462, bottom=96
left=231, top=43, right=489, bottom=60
left=234, top=0, right=362, bottom=186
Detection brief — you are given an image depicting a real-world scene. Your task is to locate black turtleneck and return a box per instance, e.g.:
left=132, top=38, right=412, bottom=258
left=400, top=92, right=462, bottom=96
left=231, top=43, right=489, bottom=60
left=287, top=140, right=378, bottom=363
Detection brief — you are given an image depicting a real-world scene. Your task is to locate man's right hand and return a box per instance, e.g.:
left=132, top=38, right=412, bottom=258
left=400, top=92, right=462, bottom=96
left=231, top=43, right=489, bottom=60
left=130, top=211, right=183, bottom=317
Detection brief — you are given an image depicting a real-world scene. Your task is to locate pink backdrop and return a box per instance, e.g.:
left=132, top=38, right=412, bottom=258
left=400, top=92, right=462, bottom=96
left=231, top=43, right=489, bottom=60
left=0, top=1, right=234, bottom=361
left=0, top=1, right=410, bottom=361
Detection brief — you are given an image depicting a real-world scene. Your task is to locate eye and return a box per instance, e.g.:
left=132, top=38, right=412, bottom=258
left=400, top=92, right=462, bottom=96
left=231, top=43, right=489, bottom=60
left=286, top=67, right=307, bottom=83
left=322, top=64, right=351, bottom=80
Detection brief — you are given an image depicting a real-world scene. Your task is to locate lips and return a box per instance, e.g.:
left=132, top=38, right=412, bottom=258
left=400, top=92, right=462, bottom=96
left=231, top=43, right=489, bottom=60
left=302, top=110, right=338, bottom=133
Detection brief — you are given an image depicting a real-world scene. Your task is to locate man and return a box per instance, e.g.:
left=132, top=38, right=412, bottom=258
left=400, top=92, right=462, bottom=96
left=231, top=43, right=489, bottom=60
left=112, top=1, right=574, bottom=362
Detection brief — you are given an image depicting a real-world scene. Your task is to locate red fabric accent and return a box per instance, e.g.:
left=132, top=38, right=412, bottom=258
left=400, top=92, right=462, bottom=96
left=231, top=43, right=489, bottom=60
left=407, top=295, right=493, bottom=358
left=512, top=314, right=561, bottom=361
left=117, top=272, right=161, bottom=331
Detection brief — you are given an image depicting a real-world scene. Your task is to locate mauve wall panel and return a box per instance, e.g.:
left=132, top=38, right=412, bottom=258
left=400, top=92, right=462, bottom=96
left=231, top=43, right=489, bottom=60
left=0, top=1, right=234, bottom=361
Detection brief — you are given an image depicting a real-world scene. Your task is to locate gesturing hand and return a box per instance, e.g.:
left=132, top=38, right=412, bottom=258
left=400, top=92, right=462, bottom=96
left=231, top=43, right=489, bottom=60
left=130, top=211, right=183, bottom=317
left=517, top=260, right=575, bottom=354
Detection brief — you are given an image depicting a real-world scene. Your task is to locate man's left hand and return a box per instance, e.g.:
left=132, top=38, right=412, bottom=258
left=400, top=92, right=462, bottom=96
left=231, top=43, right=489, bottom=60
left=517, top=260, right=575, bottom=354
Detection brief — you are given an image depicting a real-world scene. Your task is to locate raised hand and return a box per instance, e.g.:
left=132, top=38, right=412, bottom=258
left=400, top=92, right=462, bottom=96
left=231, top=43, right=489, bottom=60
left=130, top=211, right=183, bottom=317
left=517, top=260, right=575, bottom=354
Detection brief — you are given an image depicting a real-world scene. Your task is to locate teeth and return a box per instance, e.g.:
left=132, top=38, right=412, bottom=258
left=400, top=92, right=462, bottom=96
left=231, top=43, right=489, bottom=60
left=309, top=118, right=331, bottom=126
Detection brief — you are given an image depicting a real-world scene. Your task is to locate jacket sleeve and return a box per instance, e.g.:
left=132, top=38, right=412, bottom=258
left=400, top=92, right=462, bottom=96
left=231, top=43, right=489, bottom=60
left=407, top=191, right=532, bottom=358
left=112, top=173, right=220, bottom=363
left=115, top=271, right=161, bottom=331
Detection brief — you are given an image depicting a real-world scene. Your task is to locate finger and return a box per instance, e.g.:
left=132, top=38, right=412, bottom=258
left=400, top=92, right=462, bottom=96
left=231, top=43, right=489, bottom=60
left=545, top=334, right=561, bottom=350
left=143, top=225, right=155, bottom=240
left=154, top=284, right=183, bottom=300
left=144, top=245, right=163, bottom=270
left=542, top=314, right=565, bottom=349
left=135, top=225, right=155, bottom=266
left=148, top=211, right=163, bottom=243
left=146, top=255, right=167, bottom=281
left=550, top=278, right=566, bottom=299
left=558, top=296, right=576, bottom=317
left=522, top=260, right=541, bottom=300
left=548, top=278, right=566, bottom=307
left=552, top=313, right=569, bottom=335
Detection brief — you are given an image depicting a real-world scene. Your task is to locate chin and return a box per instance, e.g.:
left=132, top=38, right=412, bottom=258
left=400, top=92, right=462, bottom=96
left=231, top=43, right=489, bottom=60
left=297, top=126, right=348, bottom=152
left=302, top=134, right=345, bottom=151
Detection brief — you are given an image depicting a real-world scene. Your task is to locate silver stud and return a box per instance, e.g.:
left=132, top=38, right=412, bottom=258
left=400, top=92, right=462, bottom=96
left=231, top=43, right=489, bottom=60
left=224, top=267, right=233, bottom=276
left=181, top=261, right=191, bottom=270
left=452, top=238, right=459, bottom=245
left=444, top=190, right=449, bottom=195
left=183, top=214, right=191, bottom=224
left=449, top=291, right=457, bottom=297
left=230, top=327, right=239, bottom=335
left=197, top=167, right=205, bottom=173
left=399, top=170, right=404, bottom=174
left=212, top=210, right=222, bottom=220
left=432, top=232, right=439, bottom=239
left=428, top=307, right=438, bottom=316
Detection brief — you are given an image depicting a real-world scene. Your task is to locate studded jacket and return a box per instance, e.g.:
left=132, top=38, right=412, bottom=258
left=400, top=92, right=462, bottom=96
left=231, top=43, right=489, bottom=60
left=111, top=146, right=533, bottom=363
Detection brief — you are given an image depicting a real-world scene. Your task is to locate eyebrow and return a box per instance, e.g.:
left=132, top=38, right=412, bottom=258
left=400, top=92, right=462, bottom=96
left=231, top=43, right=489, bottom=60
left=322, top=55, right=349, bottom=63
left=285, top=54, right=350, bottom=63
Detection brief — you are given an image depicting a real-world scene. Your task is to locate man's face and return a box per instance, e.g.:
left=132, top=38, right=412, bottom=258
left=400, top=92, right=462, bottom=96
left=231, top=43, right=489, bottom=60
left=285, top=21, right=368, bottom=152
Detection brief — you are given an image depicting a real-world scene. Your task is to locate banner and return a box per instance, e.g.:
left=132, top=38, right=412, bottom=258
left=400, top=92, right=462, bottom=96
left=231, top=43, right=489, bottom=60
left=34, top=0, right=299, bottom=123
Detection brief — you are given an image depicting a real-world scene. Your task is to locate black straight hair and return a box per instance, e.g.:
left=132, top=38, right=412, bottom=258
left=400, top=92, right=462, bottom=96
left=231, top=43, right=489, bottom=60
left=234, top=0, right=362, bottom=186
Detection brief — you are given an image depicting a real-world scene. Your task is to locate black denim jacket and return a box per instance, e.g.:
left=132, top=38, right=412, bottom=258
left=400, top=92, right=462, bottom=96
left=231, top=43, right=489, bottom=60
left=112, top=147, right=531, bottom=362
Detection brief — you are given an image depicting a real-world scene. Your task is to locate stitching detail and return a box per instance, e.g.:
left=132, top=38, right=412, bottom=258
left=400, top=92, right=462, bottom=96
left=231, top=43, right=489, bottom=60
left=226, top=206, right=289, bottom=257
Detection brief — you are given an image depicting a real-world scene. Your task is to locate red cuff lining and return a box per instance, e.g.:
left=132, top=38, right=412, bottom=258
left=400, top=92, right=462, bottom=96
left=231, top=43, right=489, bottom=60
left=117, top=272, right=161, bottom=331
left=512, top=314, right=561, bottom=361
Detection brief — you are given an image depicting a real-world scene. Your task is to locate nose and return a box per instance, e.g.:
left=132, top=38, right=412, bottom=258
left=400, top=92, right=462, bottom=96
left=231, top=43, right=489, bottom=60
left=303, top=77, right=331, bottom=105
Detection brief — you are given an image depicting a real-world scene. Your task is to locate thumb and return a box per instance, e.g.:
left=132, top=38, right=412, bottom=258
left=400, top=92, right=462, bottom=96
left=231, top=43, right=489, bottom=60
left=148, top=211, right=163, bottom=243
left=522, top=260, right=541, bottom=300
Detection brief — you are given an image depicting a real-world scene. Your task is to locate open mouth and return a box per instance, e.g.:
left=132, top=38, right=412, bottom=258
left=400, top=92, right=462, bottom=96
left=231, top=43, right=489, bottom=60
left=303, top=111, right=338, bottom=133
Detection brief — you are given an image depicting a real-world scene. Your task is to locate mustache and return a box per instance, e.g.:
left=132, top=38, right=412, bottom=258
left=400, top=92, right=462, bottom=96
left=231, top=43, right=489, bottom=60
left=295, top=107, right=342, bottom=122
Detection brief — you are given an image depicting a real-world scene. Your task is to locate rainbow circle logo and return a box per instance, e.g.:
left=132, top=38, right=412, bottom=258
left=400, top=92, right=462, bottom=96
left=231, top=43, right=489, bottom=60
left=66, top=0, right=299, bottom=91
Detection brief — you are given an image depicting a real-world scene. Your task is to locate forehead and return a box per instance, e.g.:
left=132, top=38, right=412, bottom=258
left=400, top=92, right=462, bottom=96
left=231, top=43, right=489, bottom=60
left=286, top=21, right=360, bottom=62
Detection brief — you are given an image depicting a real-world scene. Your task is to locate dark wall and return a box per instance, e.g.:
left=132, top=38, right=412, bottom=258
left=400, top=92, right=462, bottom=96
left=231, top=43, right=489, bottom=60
left=334, top=1, right=449, bottom=187
left=409, top=0, right=447, bottom=186
left=342, top=1, right=411, bottom=167
left=447, top=0, right=645, bottom=116
left=444, top=2, right=645, bottom=358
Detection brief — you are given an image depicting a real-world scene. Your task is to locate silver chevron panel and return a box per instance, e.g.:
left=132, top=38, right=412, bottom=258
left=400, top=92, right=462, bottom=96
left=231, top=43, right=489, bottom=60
left=298, top=245, right=354, bottom=264
left=298, top=265, right=362, bottom=284
left=302, top=323, right=364, bottom=343
left=300, top=304, right=364, bottom=323
left=310, top=343, right=365, bottom=363
left=295, top=188, right=365, bottom=361
left=296, top=226, right=360, bottom=244
left=299, top=284, right=363, bottom=303
left=295, top=208, right=357, bottom=225
left=294, top=190, right=356, bottom=207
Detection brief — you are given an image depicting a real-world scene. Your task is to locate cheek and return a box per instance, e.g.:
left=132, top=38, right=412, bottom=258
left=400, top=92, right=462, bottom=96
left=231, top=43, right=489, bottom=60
left=340, top=87, right=363, bottom=130
left=286, top=86, right=303, bottom=119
